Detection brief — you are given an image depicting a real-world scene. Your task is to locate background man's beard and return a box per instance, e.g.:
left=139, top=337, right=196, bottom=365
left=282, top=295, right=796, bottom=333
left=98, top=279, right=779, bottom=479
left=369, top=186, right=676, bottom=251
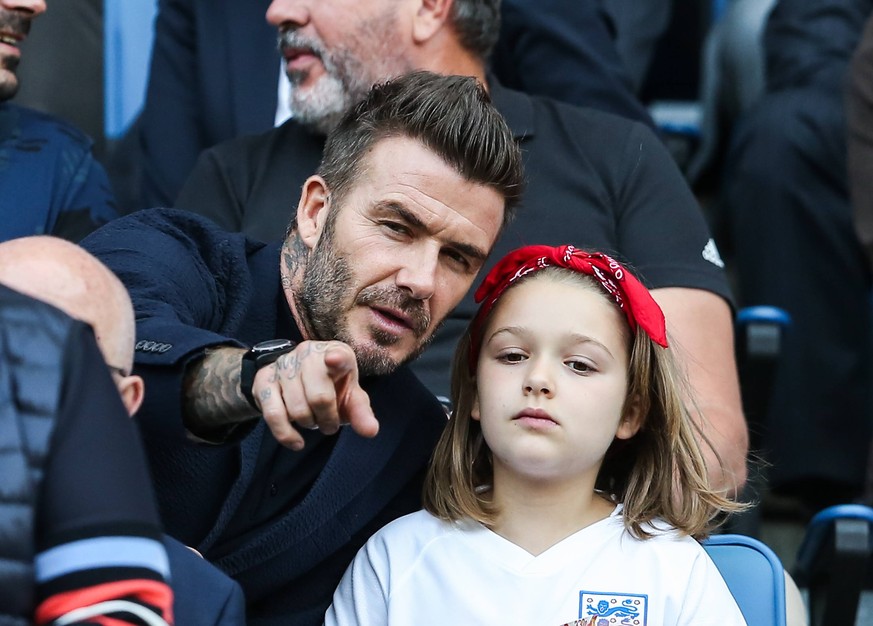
left=281, top=17, right=409, bottom=135
left=284, top=37, right=377, bottom=136
left=287, top=72, right=356, bottom=136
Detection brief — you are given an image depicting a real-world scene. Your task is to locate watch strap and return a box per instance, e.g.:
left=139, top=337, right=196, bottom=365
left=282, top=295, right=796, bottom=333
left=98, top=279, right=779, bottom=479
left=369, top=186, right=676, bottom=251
left=240, top=341, right=296, bottom=410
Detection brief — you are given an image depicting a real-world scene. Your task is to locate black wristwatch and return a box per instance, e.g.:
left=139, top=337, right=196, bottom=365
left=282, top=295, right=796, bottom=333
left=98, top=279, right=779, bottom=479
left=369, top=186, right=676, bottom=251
left=240, top=339, right=296, bottom=410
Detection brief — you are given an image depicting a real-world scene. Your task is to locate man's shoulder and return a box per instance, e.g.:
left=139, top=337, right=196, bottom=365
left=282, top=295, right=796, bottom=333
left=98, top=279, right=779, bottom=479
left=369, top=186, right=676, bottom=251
left=87, top=207, right=253, bottom=246
left=82, top=208, right=269, bottom=279
left=0, top=102, right=94, bottom=151
left=204, top=117, right=323, bottom=163
left=491, top=82, right=651, bottom=141
left=0, top=283, right=75, bottom=335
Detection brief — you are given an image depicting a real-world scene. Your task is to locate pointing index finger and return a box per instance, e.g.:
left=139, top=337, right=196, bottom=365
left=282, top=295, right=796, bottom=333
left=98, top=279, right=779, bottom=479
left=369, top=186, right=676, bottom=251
left=323, top=343, right=379, bottom=438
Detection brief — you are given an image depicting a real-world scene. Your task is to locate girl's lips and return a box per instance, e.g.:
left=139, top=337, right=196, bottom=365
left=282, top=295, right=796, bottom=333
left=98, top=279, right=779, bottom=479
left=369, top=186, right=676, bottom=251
left=513, top=408, right=558, bottom=426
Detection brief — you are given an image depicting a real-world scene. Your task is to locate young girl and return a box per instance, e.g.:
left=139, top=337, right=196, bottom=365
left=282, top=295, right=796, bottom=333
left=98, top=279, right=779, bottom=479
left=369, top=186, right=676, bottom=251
left=325, top=244, right=747, bottom=626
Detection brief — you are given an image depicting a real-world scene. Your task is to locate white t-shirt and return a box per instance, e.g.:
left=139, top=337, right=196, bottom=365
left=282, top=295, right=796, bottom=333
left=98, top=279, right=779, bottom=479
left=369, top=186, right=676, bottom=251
left=275, top=63, right=293, bottom=127
left=325, top=506, right=747, bottom=626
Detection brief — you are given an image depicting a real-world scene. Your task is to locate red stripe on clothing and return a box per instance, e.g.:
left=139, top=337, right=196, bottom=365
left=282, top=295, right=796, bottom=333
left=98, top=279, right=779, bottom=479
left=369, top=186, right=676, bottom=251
left=34, top=578, right=173, bottom=625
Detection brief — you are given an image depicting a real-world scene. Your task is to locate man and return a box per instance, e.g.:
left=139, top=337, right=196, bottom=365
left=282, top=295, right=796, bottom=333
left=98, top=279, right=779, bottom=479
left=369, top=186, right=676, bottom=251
left=0, top=236, right=145, bottom=410
left=175, top=0, right=748, bottom=493
left=0, top=0, right=117, bottom=242
left=723, top=0, right=873, bottom=510
left=130, top=0, right=648, bottom=211
left=84, top=71, right=523, bottom=624
left=0, top=284, right=173, bottom=624
left=0, top=235, right=247, bottom=626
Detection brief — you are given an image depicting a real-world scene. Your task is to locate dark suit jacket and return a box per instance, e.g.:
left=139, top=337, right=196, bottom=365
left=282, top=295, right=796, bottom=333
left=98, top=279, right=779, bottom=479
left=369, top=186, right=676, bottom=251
left=763, top=0, right=873, bottom=92
left=136, top=0, right=650, bottom=209
left=165, top=535, right=246, bottom=625
left=138, top=0, right=276, bottom=207
left=82, top=209, right=448, bottom=625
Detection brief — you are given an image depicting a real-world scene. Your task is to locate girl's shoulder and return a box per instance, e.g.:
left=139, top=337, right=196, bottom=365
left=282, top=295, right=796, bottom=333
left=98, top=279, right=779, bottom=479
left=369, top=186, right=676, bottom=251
left=368, top=510, right=464, bottom=553
left=375, top=509, right=454, bottom=536
left=609, top=509, right=708, bottom=556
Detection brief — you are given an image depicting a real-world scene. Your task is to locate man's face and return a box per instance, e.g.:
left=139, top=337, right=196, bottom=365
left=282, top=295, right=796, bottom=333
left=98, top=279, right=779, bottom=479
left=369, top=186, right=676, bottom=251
left=0, top=1, right=45, bottom=102
left=267, top=0, right=413, bottom=134
left=295, top=136, right=505, bottom=376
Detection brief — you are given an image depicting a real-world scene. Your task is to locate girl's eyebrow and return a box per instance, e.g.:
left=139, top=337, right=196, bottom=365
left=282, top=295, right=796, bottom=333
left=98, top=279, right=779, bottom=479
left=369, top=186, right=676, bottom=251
left=485, top=325, right=527, bottom=343
left=486, top=326, right=615, bottom=359
left=567, top=332, right=615, bottom=359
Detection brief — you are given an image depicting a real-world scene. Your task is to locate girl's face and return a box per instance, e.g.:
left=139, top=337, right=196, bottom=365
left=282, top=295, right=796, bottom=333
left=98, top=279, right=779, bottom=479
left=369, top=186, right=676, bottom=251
left=472, top=275, right=641, bottom=486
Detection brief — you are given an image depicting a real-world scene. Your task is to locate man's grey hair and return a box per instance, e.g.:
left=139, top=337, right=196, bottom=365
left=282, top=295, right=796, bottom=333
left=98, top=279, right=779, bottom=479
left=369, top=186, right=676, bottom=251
left=451, top=0, right=502, bottom=60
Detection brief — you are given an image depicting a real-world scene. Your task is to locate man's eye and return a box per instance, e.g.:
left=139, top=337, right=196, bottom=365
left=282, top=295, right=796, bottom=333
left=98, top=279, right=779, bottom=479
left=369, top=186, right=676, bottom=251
left=442, top=248, right=471, bottom=271
left=383, top=221, right=411, bottom=236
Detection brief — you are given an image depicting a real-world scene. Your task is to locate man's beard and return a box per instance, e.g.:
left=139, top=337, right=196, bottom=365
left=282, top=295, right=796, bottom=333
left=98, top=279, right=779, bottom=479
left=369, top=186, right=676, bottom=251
left=0, top=56, right=20, bottom=101
left=0, top=10, right=29, bottom=102
left=296, top=217, right=435, bottom=377
left=277, top=19, right=409, bottom=135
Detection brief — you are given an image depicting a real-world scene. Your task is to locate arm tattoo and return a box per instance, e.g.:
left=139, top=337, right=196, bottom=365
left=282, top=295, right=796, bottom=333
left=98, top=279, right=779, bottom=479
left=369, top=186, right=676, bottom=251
left=183, top=347, right=258, bottom=431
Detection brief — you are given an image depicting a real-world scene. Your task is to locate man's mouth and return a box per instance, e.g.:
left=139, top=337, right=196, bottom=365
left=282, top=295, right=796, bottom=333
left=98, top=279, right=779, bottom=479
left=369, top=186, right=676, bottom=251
left=281, top=45, right=318, bottom=63
left=357, top=287, right=431, bottom=339
left=277, top=29, right=325, bottom=73
left=371, top=305, right=415, bottom=332
left=0, top=32, right=22, bottom=47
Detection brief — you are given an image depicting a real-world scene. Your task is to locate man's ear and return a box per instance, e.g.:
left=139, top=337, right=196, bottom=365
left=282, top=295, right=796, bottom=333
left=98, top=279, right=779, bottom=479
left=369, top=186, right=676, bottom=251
left=296, top=175, right=331, bottom=249
left=412, top=0, right=453, bottom=45
left=118, top=374, right=145, bottom=417
left=616, top=394, right=643, bottom=440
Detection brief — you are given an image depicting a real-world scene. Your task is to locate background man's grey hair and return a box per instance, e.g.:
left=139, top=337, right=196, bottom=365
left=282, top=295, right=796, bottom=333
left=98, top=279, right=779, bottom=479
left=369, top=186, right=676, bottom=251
left=451, top=0, right=502, bottom=60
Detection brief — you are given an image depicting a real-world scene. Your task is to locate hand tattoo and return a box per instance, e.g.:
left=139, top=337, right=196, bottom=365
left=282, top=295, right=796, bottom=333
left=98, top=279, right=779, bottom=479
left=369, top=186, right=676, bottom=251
left=275, top=342, right=329, bottom=380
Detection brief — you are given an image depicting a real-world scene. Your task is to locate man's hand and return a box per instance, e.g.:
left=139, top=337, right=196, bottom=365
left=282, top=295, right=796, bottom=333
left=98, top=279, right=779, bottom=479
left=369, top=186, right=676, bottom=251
left=182, top=342, right=378, bottom=447
left=253, top=340, right=379, bottom=450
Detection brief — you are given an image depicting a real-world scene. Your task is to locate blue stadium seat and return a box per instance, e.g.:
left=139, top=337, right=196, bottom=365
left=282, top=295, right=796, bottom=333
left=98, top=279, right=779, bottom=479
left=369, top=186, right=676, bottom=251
left=794, top=504, right=873, bottom=626
left=704, top=533, right=787, bottom=626
left=727, top=305, right=791, bottom=537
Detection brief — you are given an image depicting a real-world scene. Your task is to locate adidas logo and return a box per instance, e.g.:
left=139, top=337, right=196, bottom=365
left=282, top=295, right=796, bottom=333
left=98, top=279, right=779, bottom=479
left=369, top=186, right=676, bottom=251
left=702, top=238, right=724, bottom=268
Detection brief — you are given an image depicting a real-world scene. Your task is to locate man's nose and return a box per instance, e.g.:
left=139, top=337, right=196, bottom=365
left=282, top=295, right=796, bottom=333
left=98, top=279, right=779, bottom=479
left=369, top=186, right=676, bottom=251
left=1, top=0, right=46, bottom=16
left=395, top=248, right=438, bottom=301
left=266, top=0, right=309, bottom=29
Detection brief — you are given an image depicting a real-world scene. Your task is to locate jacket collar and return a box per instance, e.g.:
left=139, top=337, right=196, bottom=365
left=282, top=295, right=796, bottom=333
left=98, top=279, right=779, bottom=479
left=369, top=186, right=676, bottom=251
left=487, top=76, right=536, bottom=141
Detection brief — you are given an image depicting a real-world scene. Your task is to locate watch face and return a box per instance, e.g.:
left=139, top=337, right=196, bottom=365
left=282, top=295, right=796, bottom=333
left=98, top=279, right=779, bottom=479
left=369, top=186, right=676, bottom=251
left=252, top=338, right=295, bottom=353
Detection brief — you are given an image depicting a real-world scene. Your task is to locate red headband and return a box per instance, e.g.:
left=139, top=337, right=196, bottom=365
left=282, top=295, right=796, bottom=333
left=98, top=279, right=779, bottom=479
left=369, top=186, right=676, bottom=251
left=469, top=245, right=668, bottom=368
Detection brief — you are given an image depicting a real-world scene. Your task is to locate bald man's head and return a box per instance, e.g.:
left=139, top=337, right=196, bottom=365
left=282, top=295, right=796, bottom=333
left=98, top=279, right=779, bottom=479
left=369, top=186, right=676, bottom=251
left=0, top=236, right=136, bottom=376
